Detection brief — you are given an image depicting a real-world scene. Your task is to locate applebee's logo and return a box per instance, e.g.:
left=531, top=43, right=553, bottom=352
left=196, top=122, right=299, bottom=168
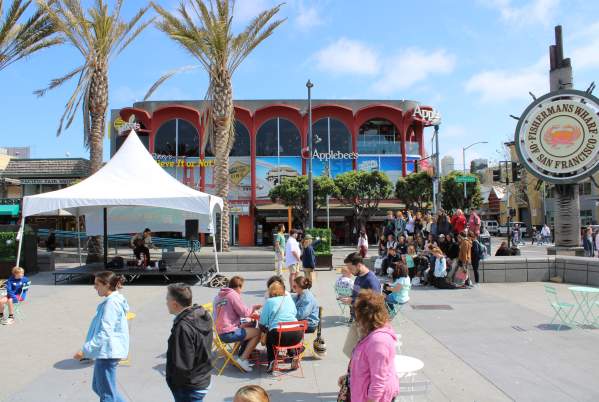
left=543, top=125, right=582, bottom=148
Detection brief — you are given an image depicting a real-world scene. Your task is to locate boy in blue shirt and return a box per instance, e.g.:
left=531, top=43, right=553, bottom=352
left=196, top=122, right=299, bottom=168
left=1, top=266, right=30, bottom=325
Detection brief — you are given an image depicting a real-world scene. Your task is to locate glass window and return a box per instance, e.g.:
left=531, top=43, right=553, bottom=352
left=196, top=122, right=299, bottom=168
left=177, top=120, right=199, bottom=157
left=278, top=119, right=301, bottom=156
left=358, top=118, right=400, bottom=154
left=579, top=182, right=591, bottom=196
left=581, top=209, right=593, bottom=226
left=312, top=117, right=351, bottom=154
left=154, top=120, right=177, bottom=156
left=154, top=119, right=199, bottom=157
left=230, top=121, right=251, bottom=157
left=256, top=118, right=300, bottom=157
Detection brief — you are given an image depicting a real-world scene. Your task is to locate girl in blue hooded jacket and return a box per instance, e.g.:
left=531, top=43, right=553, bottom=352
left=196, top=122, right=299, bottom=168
left=74, top=271, right=129, bottom=402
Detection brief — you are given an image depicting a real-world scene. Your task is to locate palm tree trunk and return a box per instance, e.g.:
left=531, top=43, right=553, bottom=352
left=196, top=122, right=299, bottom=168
left=212, top=71, right=233, bottom=251
left=86, top=65, right=108, bottom=263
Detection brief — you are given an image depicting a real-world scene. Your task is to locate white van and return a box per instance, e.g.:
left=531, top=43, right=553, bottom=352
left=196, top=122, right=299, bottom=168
left=483, top=220, right=499, bottom=235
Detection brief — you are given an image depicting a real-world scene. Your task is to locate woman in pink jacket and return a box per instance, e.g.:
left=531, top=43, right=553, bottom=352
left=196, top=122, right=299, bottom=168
left=214, top=276, right=262, bottom=372
left=339, top=290, right=399, bottom=402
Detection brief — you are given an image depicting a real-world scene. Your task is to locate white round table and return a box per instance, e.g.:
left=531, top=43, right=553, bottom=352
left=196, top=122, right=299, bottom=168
left=395, top=354, right=424, bottom=378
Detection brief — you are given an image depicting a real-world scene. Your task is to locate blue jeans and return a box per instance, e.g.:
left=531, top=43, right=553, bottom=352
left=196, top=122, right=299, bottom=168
left=170, top=387, right=208, bottom=402
left=92, top=359, right=125, bottom=402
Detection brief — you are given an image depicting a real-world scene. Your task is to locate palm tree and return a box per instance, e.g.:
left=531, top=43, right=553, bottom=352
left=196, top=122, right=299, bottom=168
left=152, top=0, right=285, bottom=251
left=0, top=0, right=61, bottom=72
left=36, top=0, right=153, bottom=262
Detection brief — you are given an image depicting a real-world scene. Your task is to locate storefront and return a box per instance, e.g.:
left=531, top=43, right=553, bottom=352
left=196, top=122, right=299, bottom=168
left=0, top=158, right=90, bottom=230
left=111, top=100, right=438, bottom=245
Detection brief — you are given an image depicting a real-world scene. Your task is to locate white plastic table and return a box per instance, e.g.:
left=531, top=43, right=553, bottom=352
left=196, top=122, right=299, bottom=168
left=395, top=355, right=424, bottom=378
left=568, top=286, right=599, bottom=326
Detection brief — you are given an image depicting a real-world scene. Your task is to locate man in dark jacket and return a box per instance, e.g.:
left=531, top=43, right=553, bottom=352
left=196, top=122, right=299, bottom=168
left=381, top=246, right=401, bottom=277
left=166, top=283, right=213, bottom=402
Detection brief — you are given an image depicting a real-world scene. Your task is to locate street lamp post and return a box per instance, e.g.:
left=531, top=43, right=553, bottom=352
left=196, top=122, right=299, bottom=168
left=306, top=80, right=314, bottom=229
left=462, top=141, right=488, bottom=206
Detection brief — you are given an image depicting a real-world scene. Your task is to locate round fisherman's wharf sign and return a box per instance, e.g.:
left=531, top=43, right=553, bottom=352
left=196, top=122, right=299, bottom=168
left=515, top=89, right=599, bottom=184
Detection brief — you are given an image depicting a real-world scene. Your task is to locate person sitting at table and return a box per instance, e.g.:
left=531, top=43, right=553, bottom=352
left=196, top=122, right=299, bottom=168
left=214, top=276, right=262, bottom=372
left=259, top=281, right=300, bottom=373
left=130, top=228, right=153, bottom=267
left=291, top=276, right=319, bottom=333
left=264, top=275, right=290, bottom=301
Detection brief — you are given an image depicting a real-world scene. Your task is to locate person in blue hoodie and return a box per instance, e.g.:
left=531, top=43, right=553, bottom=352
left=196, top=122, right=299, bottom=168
left=291, top=276, right=319, bottom=333
left=0, top=266, right=30, bottom=325
left=74, top=271, right=129, bottom=402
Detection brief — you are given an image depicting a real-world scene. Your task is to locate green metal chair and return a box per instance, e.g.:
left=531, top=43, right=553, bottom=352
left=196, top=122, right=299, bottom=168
left=334, top=285, right=353, bottom=322
left=543, top=284, right=575, bottom=331
left=13, top=281, right=31, bottom=321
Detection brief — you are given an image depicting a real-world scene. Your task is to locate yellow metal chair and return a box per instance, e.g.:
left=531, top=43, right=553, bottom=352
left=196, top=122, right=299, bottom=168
left=119, top=312, right=136, bottom=366
left=203, top=302, right=245, bottom=375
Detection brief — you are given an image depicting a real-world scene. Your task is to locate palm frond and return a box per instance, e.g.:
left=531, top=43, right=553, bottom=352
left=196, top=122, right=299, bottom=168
left=143, top=65, right=198, bottom=101
left=0, top=0, right=60, bottom=71
left=38, top=0, right=152, bottom=139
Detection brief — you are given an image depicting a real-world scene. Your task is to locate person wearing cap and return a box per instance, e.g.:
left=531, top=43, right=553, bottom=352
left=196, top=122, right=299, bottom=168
left=301, top=234, right=317, bottom=284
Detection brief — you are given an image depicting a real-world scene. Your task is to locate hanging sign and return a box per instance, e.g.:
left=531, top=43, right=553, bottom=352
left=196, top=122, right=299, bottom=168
left=515, top=89, right=599, bottom=184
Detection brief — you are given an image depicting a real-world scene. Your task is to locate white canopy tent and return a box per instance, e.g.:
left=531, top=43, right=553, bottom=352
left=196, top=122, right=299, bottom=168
left=16, top=131, right=224, bottom=273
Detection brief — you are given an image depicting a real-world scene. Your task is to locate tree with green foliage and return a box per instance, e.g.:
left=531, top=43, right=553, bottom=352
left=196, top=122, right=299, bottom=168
left=269, top=175, right=336, bottom=228
left=334, top=170, right=393, bottom=233
left=151, top=0, right=285, bottom=251
left=441, top=171, right=482, bottom=211
left=36, top=0, right=153, bottom=262
left=0, top=0, right=61, bottom=72
left=395, top=171, right=432, bottom=210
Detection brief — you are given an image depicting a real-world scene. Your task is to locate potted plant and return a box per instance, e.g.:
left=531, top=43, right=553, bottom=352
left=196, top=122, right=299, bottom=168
left=0, top=231, right=17, bottom=279
left=305, top=228, right=333, bottom=270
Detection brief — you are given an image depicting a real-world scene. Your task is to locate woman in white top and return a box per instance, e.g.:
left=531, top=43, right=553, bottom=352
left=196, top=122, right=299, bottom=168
left=357, top=229, right=368, bottom=258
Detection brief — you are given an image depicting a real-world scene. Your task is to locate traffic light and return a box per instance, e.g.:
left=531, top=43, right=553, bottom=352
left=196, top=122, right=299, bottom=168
left=512, top=162, right=520, bottom=182
left=413, top=160, right=419, bottom=173
left=492, top=168, right=501, bottom=182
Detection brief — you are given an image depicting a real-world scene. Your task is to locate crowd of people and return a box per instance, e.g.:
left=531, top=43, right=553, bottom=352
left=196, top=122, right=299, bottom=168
left=366, top=209, right=486, bottom=289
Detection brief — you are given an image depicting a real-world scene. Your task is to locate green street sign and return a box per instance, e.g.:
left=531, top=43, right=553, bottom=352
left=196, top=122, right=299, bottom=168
left=456, top=176, right=476, bottom=183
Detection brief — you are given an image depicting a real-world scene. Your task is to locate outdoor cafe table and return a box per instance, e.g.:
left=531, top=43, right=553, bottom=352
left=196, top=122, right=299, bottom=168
left=568, top=286, right=599, bottom=326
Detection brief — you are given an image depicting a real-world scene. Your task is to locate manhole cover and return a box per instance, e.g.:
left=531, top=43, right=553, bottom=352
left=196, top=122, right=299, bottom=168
left=410, top=304, right=453, bottom=310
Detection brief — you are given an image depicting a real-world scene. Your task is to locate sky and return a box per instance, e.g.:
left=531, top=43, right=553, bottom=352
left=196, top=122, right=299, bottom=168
left=1, top=0, right=599, bottom=169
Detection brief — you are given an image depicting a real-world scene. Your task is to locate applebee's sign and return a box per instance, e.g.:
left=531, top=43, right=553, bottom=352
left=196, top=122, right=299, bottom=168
left=515, top=89, right=599, bottom=184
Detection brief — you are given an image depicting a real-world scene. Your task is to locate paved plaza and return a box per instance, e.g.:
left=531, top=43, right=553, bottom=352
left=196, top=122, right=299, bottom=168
left=1, top=264, right=599, bottom=402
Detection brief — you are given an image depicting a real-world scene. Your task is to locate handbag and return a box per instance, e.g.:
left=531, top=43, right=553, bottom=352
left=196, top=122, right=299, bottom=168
left=342, top=321, right=360, bottom=358
left=337, top=364, right=351, bottom=402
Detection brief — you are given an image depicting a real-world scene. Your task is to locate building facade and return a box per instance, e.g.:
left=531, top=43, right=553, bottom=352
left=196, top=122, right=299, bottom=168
left=441, top=155, right=454, bottom=176
left=0, top=158, right=89, bottom=227
left=111, top=99, right=437, bottom=246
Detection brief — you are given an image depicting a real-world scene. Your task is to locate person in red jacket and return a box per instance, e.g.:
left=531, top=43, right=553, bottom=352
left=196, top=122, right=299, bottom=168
left=451, top=209, right=467, bottom=235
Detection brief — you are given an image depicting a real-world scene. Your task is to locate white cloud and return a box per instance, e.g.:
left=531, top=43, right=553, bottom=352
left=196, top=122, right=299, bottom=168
left=442, top=125, right=467, bottom=139
left=465, top=61, right=547, bottom=102
left=487, top=0, right=560, bottom=25
left=234, top=0, right=271, bottom=23
left=312, top=38, right=380, bottom=76
left=372, top=48, right=456, bottom=94
left=294, top=3, right=323, bottom=30
left=570, top=22, right=599, bottom=70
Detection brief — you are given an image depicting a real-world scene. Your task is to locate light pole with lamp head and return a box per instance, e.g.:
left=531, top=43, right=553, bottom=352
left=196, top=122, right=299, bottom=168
left=306, top=80, right=314, bottom=229
left=463, top=141, right=488, bottom=206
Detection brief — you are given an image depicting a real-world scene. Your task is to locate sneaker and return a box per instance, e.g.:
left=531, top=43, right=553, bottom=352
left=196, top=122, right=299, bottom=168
left=266, top=361, right=275, bottom=373
left=234, top=356, right=253, bottom=372
left=2, top=318, right=14, bottom=325
left=290, top=357, right=300, bottom=371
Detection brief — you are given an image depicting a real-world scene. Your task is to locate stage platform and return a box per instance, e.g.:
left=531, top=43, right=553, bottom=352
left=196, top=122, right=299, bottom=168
left=52, top=263, right=215, bottom=285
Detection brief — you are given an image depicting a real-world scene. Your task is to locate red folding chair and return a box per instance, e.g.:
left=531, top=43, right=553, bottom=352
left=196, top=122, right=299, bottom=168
left=272, top=320, right=308, bottom=377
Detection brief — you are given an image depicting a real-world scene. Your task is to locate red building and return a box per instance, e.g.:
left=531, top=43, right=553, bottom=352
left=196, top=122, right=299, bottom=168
left=111, top=99, right=438, bottom=246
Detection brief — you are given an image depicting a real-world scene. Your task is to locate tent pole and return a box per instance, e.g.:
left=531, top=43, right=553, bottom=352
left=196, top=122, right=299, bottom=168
left=220, top=213, right=223, bottom=252
left=103, top=208, right=108, bottom=268
left=15, top=224, right=24, bottom=267
left=212, top=233, right=220, bottom=273
left=76, top=209, right=82, bottom=267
